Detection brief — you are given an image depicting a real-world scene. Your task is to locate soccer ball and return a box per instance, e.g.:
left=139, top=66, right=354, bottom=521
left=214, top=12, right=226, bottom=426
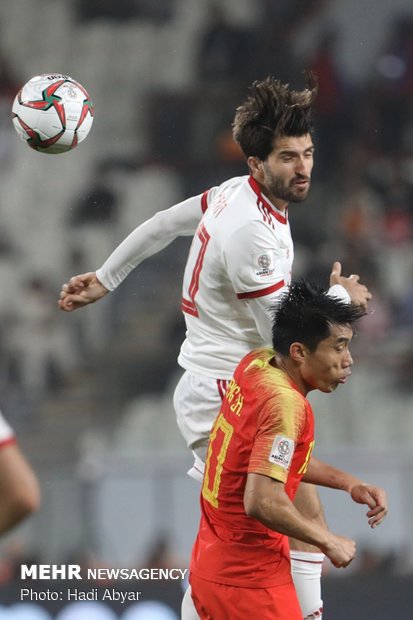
left=11, top=73, right=94, bottom=154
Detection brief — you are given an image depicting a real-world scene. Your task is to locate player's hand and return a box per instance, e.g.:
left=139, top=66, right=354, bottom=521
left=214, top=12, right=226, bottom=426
left=329, top=261, right=372, bottom=310
left=350, top=483, right=388, bottom=528
left=58, top=272, right=109, bottom=312
left=322, top=533, right=356, bottom=568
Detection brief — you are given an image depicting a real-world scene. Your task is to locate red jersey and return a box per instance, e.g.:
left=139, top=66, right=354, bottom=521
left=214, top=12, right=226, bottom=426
left=190, top=348, right=315, bottom=588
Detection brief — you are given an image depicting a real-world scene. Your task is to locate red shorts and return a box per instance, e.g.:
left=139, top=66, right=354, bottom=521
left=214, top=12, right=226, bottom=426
left=190, top=574, right=302, bottom=620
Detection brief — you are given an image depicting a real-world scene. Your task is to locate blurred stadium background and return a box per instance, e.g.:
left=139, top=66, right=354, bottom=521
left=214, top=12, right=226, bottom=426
left=0, top=0, right=412, bottom=617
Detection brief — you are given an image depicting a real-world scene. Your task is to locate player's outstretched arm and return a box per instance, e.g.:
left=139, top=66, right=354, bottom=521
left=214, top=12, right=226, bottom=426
left=59, top=272, right=109, bottom=312
left=59, top=193, right=206, bottom=312
left=329, top=261, right=372, bottom=310
left=302, top=457, right=388, bottom=528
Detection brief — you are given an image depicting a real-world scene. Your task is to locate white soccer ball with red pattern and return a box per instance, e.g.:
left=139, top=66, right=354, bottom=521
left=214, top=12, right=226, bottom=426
left=11, top=73, right=94, bottom=154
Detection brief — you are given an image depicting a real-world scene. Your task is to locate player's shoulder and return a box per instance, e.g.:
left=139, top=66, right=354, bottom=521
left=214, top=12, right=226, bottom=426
left=205, top=175, right=248, bottom=208
left=244, top=350, right=306, bottom=404
left=242, top=348, right=273, bottom=373
left=215, top=175, right=248, bottom=194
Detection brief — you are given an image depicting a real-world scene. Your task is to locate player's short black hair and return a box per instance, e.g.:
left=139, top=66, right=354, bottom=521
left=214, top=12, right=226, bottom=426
left=272, top=280, right=366, bottom=355
left=232, top=73, right=318, bottom=161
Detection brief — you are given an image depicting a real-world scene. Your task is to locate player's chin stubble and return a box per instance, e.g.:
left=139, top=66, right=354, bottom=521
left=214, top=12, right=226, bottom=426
left=268, top=176, right=311, bottom=204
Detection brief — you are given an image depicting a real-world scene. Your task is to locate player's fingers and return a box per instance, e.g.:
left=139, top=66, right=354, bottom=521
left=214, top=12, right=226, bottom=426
left=330, top=261, right=342, bottom=277
left=355, top=488, right=377, bottom=509
left=348, top=274, right=360, bottom=282
left=366, top=505, right=385, bottom=517
left=58, top=299, right=73, bottom=312
left=368, top=506, right=387, bottom=526
left=369, top=512, right=387, bottom=528
left=62, top=293, right=88, bottom=309
left=69, top=276, right=88, bottom=289
left=62, top=281, right=83, bottom=294
left=358, top=285, right=371, bottom=297
left=333, top=555, right=354, bottom=568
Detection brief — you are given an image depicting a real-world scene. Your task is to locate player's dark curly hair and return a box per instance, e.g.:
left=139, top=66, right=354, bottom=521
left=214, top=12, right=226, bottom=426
left=272, top=280, right=366, bottom=356
left=232, top=73, right=318, bottom=160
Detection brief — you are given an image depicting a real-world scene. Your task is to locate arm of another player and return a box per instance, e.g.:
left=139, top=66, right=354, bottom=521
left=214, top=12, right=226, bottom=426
left=0, top=442, right=40, bottom=534
left=58, top=194, right=205, bottom=312
left=244, top=473, right=356, bottom=568
left=245, top=261, right=372, bottom=341
left=302, top=457, right=388, bottom=528
left=328, top=261, right=372, bottom=310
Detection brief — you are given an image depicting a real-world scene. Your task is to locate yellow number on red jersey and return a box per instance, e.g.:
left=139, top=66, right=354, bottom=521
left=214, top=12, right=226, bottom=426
left=202, top=413, right=234, bottom=508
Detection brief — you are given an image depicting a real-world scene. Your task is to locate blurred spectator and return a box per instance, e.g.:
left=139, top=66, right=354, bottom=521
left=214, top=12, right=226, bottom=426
left=0, top=51, right=20, bottom=102
left=307, top=27, right=355, bottom=175
left=7, top=276, right=78, bottom=398
left=196, top=5, right=253, bottom=88
left=0, top=49, right=21, bottom=167
left=68, top=164, right=119, bottom=226
left=252, top=18, right=300, bottom=86
left=373, top=14, right=413, bottom=153
left=259, top=0, right=328, bottom=26
left=74, top=0, right=176, bottom=24
left=143, top=533, right=184, bottom=570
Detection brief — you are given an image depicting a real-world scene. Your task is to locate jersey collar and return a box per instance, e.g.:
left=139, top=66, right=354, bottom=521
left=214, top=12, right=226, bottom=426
left=248, top=175, right=288, bottom=225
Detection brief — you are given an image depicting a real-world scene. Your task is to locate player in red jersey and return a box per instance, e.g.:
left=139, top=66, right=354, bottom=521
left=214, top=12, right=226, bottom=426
left=190, top=281, right=387, bottom=620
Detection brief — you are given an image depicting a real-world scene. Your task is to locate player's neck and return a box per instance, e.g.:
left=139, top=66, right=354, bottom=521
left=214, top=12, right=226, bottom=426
left=262, top=189, right=288, bottom=213
left=272, top=354, right=309, bottom=396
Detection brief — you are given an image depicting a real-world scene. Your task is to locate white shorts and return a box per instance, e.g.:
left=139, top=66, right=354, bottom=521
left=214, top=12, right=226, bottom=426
left=0, top=410, right=14, bottom=446
left=173, top=371, right=229, bottom=482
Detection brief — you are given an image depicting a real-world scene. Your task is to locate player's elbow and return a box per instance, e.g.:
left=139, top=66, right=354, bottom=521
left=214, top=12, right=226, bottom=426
left=11, top=472, right=41, bottom=522
left=21, top=481, right=41, bottom=516
left=244, top=492, right=270, bottom=521
left=0, top=490, right=40, bottom=536
left=12, top=479, right=41, bottom=521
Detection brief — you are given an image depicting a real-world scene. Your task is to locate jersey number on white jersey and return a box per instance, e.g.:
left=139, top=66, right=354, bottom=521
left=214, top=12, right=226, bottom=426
left=181, top=223, right=210, bottom=317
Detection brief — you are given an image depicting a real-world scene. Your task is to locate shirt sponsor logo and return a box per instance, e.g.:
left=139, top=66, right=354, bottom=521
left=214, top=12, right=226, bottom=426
left=254, top=252, right=275, bottom=278
left=269, top=436, right=295, bottom=469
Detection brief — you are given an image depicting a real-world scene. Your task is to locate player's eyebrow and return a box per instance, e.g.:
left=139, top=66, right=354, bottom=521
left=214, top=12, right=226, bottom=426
left=334, top=335, right=352, bottom=345
left=278, top=145, right=315, bottom=156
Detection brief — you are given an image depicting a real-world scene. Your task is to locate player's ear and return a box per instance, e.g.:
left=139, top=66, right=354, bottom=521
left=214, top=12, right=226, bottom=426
left=248, top=156, right=263, bottom=179
left=289, top=342, right=307, bottom=363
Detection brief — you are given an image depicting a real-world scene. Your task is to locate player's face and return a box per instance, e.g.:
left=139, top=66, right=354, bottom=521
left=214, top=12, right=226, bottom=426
left=253, top=134, right=314, bottom=209
left=301, top=324, right=354, bottom=394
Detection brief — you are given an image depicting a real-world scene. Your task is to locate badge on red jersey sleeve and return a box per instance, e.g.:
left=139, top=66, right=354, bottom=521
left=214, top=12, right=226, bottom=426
left=268, top=435, right=295, bottom=469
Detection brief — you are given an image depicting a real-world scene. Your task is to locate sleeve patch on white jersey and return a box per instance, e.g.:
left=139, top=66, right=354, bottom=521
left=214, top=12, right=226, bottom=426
left=269, top=436, right=295, bottom=469
left=254, top=252, right=275, bottom=279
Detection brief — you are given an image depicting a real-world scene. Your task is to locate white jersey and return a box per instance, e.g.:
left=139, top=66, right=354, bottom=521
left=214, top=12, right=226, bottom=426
left=97, top=173, right=350, bottom=382
left=178, top=175, right=293, bottom=379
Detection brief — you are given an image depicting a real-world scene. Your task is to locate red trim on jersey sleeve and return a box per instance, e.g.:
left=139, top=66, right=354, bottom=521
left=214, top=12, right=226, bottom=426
left=248, top=176, right=288, bottom=225
left=236, top=279, right=285, bottom=299
left=201, top=190, right=209, bottom=213
left=216, top=379, right=228, bottom=401
left=0, top=436, right=16, bottom=449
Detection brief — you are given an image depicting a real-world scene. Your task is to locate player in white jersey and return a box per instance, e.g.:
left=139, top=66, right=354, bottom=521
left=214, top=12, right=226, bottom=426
left=59, top=74, right=371, bottom=619
left=179, top=175, right=293, bottom=378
